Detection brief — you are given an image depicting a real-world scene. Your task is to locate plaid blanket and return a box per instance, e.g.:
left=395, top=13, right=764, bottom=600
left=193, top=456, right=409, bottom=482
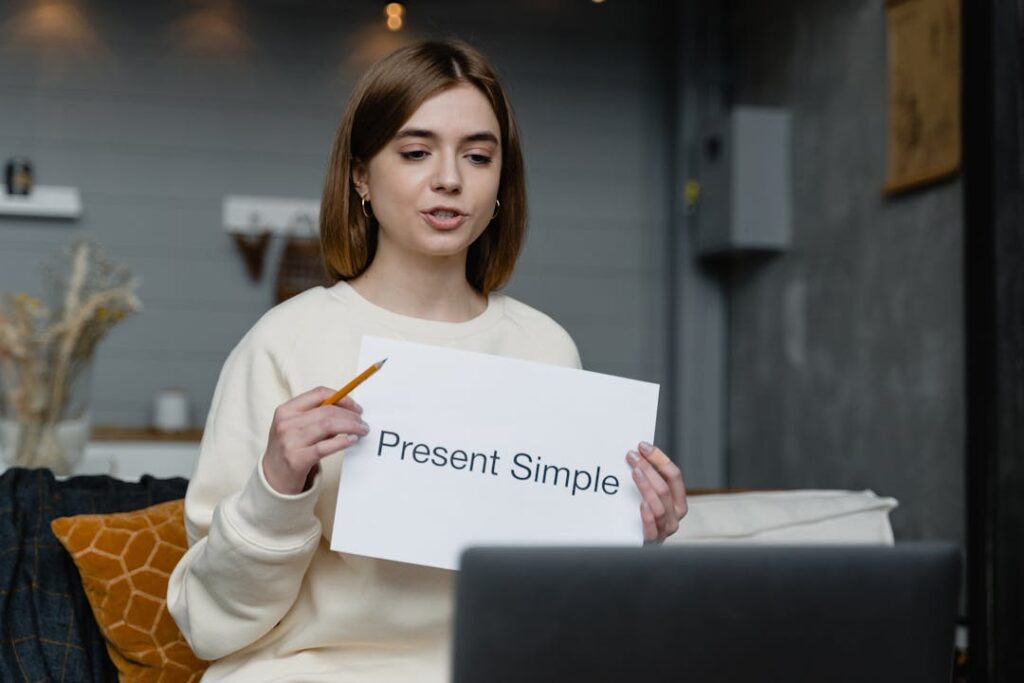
left=0, top=468, right=187, bottom=682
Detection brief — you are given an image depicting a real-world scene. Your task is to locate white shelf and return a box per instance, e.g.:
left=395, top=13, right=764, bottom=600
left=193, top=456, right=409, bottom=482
left=85, top=441, right=200, bottom=480
left=0, top=185, right=82, bottom=219
left=0, top=441, right=200, bottom=481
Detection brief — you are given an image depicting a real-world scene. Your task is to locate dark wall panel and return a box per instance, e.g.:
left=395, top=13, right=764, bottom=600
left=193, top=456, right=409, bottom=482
left=724, top=0, right=965, bottom=542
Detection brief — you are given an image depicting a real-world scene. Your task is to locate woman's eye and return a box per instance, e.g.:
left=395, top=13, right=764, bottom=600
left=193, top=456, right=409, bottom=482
left=399, top=150, right=491, bottom=165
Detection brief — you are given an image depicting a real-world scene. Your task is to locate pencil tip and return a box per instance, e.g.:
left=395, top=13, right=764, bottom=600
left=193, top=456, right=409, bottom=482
left=379, top=358, right=388, bottom=366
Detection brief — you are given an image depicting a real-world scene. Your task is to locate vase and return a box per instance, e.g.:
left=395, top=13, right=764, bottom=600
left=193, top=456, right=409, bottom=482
left=0, top=357, right=93, bottom=475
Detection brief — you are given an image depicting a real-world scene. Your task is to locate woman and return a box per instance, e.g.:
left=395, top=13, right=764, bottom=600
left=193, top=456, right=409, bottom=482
left=168, top=38, right=687, bottom=682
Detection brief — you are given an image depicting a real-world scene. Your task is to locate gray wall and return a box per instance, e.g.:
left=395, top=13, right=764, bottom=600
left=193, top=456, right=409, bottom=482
left=0, top=1, right=676, bottom=459
left=722, top=0, right=965, bottom=541
left=671, top=0, right=733, bottom=488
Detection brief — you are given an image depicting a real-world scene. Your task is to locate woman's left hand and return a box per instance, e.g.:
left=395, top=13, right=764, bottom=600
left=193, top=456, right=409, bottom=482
left=626, top=442, right=688, bottom=544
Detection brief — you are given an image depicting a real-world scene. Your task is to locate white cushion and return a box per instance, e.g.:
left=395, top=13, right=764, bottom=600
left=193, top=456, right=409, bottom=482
left=666, top=489, right=898, bottom=546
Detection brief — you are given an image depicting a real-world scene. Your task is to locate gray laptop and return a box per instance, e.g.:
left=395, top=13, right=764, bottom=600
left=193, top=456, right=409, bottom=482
left=453, top=544, right=960, bottom=683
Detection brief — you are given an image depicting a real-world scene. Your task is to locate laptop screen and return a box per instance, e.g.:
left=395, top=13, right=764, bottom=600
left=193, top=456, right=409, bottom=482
left=453, top=544, right=959, bottom=683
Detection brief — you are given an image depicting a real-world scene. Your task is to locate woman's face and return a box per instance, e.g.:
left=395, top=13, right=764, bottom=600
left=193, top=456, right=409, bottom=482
left=353, top=84, right=502, bottom=263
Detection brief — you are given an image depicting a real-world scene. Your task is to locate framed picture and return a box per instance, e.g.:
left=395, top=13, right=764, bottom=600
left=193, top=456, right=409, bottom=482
left=884, top=0, right=961, bottom=195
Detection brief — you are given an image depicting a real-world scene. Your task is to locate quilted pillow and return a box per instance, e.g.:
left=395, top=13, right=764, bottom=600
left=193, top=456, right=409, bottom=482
left=50, top=499, right=207, bottom=682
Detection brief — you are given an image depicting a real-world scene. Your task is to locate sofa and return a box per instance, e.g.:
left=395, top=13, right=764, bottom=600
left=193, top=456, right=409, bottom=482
left=0, top=466, right=898, bottom=682
left=0, top=468, right=188, bottom=682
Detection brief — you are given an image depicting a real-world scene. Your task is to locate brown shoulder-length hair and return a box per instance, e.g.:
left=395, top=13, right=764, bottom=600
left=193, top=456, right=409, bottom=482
left=320, top=39, right=527, bottom=295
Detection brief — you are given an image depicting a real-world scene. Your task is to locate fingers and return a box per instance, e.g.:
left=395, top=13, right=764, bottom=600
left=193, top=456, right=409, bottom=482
left=334, top=395, right=363, bottom=415
left=263, top=394, right=369, bottom=495
left=289, top=406, right=369, bottom=451
left=626, top=449, right=678, bottom=540
left=640, top=500, right=659, bottom=543
left=313, top=432, right=360, bottom=457
left=638, top=442, right=688, bottom=519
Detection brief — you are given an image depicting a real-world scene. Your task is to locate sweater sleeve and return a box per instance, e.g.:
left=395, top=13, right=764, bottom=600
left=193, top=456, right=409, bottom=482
left=167, top=328, right=323, bottom=661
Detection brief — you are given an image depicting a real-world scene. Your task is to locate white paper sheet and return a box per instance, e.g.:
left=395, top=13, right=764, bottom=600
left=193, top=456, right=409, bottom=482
left=330, top=336, right=660, bottom=570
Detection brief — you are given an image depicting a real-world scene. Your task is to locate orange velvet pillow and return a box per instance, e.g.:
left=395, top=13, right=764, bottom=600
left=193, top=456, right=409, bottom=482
left=51, top=499, right=208, bottom=683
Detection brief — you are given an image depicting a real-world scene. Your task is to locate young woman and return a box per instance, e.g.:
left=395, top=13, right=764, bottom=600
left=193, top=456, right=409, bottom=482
left=168, top=39, right=687, bottom=682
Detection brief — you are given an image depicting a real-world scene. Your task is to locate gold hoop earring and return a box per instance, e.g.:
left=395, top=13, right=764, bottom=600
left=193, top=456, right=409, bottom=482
left=491, top=199, right=501, bottom=220
left=361, top=197, right=372, bottom=219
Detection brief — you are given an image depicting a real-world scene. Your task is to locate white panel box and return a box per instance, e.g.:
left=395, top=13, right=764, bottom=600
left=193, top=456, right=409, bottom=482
left=0, top=185, right=82, bottom=219
left=222, top=195, right=320, bottom=236
left=696, top=107, right=791, bottom=256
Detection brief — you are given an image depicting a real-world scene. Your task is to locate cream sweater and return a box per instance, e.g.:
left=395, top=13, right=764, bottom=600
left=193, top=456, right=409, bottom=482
left=167, top=281, right=581, bottom=682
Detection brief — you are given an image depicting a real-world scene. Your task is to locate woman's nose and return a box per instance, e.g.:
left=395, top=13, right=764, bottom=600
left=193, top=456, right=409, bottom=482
left=431, top=154, right=462, bottom=193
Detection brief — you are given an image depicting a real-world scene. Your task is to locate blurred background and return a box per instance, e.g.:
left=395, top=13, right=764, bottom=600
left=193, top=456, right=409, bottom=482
left=1, top=0, right=1021, bottom=679
left=0, top=0, right=964, bottom=539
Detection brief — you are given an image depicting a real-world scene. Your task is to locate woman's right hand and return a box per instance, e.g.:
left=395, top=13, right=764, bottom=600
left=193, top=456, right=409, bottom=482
left=262, top=386, right=370, bottom=495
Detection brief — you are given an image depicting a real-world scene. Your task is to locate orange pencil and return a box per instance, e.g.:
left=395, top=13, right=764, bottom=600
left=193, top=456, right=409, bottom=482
left=320, top=358, right=388, bottom=406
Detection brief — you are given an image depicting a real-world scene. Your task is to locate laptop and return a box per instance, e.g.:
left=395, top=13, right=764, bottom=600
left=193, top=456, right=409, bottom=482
left=452, top=544, right=960, bottom=683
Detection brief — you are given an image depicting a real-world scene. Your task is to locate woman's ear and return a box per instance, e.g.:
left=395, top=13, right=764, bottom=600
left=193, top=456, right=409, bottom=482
left=351, top=161, right=369, bottom=200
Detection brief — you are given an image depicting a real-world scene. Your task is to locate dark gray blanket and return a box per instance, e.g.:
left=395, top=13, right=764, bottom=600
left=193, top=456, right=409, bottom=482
left=0, top=468, right=187, bottom=682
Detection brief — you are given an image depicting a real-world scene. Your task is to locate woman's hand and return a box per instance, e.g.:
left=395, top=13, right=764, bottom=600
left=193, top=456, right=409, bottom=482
left=262, top=386, right=370, bottom=495
left=626, top=442, right=688, bottom=544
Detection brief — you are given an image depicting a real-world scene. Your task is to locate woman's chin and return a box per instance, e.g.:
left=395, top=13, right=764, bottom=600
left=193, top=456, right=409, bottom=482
left=416, top=230, right=484, bottom=257
left=399, top=236, right=472, bottom=260
left=378, top=222, right=485, bottom=260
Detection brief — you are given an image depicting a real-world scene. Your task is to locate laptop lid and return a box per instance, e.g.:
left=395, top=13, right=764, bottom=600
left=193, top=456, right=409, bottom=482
left=453, top=544, right=960, bottom=683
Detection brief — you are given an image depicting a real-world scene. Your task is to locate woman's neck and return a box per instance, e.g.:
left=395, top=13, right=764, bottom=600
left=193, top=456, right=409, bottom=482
left=348, top=244, right=488, bottom=323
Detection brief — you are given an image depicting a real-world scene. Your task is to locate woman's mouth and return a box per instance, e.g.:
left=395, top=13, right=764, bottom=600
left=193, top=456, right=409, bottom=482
left=420, top=209, right=467, bottom=230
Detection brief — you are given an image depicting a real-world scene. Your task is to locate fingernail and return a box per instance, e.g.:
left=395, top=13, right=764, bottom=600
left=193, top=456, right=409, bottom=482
left=639, top=441, right=653, bottom=456
left=360, top=420, right=370, bottom=430
left=626, top=450, right=638, bottom=465
left=346, top=434, right=359, bottom=443
left=352, top=400, right=363, bottom=413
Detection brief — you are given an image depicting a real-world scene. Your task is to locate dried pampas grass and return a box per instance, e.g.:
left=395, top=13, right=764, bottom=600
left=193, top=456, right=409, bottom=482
left=0, top=238, right=141, bottom=472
